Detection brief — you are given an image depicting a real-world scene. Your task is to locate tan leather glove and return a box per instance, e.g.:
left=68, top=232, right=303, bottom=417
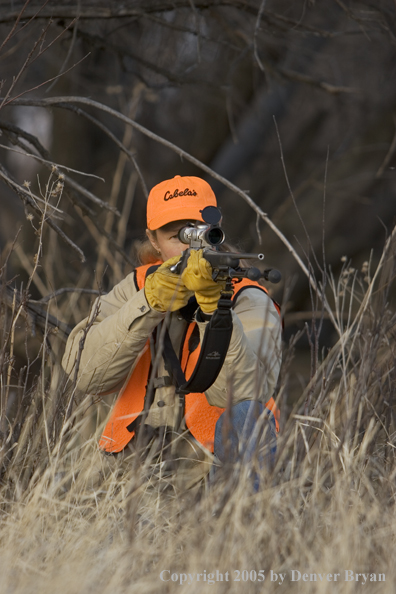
left=181, top=249, right=226, bottom=314
left=145, top=256, right=193, bottom=312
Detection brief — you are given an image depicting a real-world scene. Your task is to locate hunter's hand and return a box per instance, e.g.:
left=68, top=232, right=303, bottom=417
left=145, top=256, right=193, bottom=312
left=181, top=249, right=226, bottom=314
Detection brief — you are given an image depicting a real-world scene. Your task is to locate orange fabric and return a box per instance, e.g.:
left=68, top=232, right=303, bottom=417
left=147, top=175, right=217, bottom=230
left=99, top=261, right=161, bottom=453
left=99, top=343, right=151, bottom=453
left=99, top=270, right=280, bottom=454
left=181, top=323, right=225, bottom=452
left=135, top=261, right=162, bottom=291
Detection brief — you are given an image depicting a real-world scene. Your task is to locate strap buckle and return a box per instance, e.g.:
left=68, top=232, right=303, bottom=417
left=153, top=376, right=173, bottom=389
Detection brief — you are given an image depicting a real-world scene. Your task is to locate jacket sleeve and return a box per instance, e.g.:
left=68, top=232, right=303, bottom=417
left=196, top=288, right=282, bottom=407
left=61, top=272, right=165, bottom=395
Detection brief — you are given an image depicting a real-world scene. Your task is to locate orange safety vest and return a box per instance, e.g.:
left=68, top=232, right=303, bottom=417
left=99, top=262, right=281, bottom=454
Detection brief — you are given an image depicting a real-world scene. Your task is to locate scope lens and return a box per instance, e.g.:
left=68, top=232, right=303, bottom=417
left=206, top=227, right=225, bottom=246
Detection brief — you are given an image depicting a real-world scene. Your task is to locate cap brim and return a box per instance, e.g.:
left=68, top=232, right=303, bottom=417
left=147, top=206, right=208, bottom=230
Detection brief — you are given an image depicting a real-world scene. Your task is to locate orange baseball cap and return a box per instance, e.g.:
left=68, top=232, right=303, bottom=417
left=146, top=175, right=217, bottom=230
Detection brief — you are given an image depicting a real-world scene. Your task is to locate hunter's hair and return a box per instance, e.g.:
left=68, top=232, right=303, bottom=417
left=137, top=232, right=160, bottom=265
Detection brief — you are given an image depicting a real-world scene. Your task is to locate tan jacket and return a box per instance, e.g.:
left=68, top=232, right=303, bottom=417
left=61, top=270, right=282, bottom=429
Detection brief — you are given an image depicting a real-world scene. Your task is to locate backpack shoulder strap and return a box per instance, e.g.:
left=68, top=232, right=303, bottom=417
left=163, top=276, right=279, bottom=397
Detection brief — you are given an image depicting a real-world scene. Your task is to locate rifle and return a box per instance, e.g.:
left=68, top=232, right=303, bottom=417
left=170, top=206, right=281, bottom=284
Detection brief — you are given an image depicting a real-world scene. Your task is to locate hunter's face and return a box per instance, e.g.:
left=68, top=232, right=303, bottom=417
left=147, top=220, right=197, bottom=262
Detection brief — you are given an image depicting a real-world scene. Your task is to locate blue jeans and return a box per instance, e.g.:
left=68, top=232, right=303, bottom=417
left=213, top=400, right=277, bottom=491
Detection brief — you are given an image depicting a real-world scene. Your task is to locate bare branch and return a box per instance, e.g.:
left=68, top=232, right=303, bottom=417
left=34, top=287, right=100, bottom=303
left=1, top=52, right=91, bottom=109
left=29, top=18, right=78, bottom=66
left=0, top=143, right=105, bottom=181
left=142, top=12, right=240, bottom=50
left=273, top=115, right=322, bottom=273
left=0, top=0, right=52, bottom=50
left=278, top=66, right=358, bottom=95
left=0, top=164, right=63, bottom=213
left=55, top=102, right=148, bottom=198
left=376, top=116, right=396, bottom=178
left=0, top=23, right=50, bottom=110
left=61, top=186, right=134, bottom=266
left=46, top=16, right=80, bottom=93
left=0, top=0, right=31, bottom=52
left=0, top=164, right=86, bottom=262
left=0, top=1, right=261, bottom=24
left=264, top=9, right=366, bottom=38
left=0, top=119, right=50, bottom=158
left=0, top=281, right=71, bottom=338
left=253, top=0, right=267, bottom=74
left=68, top=296, right=101, bottom=418
left=0, top=131, right=117, bottom=221
left=63, top=175, right=119, bottom=214
left=76, top=28, right=199, bottom=86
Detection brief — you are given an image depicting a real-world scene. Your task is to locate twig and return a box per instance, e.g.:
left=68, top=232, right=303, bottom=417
left=376, top=115, right=396, bottom=178
left=278, top=65, right=358, bottom=95
left=347, top=223, right=396, bottom=345
left=0, top=119, right=50, bottom=158
left=0, top=23, right=51, bottom=110
left=0, top=0, right=51, bottom=50
left=322, top=147, right=329, bottom=288
left=264, top=9, right=355, bottom=38
left=68, top=297, right=101, bottom=419
left=141, top=12, right=240, bottom=50
left=188, top=0, right=202, bottom=63
left=14, top=243, right=48, bottom=297
left=2, top=127, right=120, bottom=215
left=0, top=1, right=262, bottom=24
left=284, top=310, right=349, bottom=324
left=0, top=143, right=105, bottom=181
left=24, top=169, right=58, bottom=296
left=95, top=115, right=134, bottom=282
left=0, top=164, right=85, bottom=262
left=252, top=14, right=357, bottom=96
left=0, top=282, right=71, bottom=338
left=29, top=18, right=78, bottom=67
left=56, top=102, right=148, bottom=197
left=116, top=172, right=137, bottom=266
left=0, top=0, right=30, bottom=52
left=46, top=13, right=80, bottom=93
left=272, top=116, right=338, bottom=333
left=76, top=28, right=189, bottom=86
left=255, top=213, right=261, bottom=245
left=35, top=287, right=100, bottom=303
left=45, top=217, right=86, bottom=262
left=253, top=0, right=268, bottom=74
left=61, top=186, right=134, bottom=266
left=0, top=167, right=63, bottom=214
left=0, top=164, right=63, bottom=213
left=273, top=116, right=318, bottom=265
left=1, top=53, right=91, bottom=109
left=62, top=174, right=118, bottom=213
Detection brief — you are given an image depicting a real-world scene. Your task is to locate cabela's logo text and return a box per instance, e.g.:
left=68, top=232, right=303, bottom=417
left=164, top=188, right=197, bottom=201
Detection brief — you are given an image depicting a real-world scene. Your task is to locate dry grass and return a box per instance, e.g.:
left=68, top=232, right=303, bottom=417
left=1, top=174, right=396, bottom=594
